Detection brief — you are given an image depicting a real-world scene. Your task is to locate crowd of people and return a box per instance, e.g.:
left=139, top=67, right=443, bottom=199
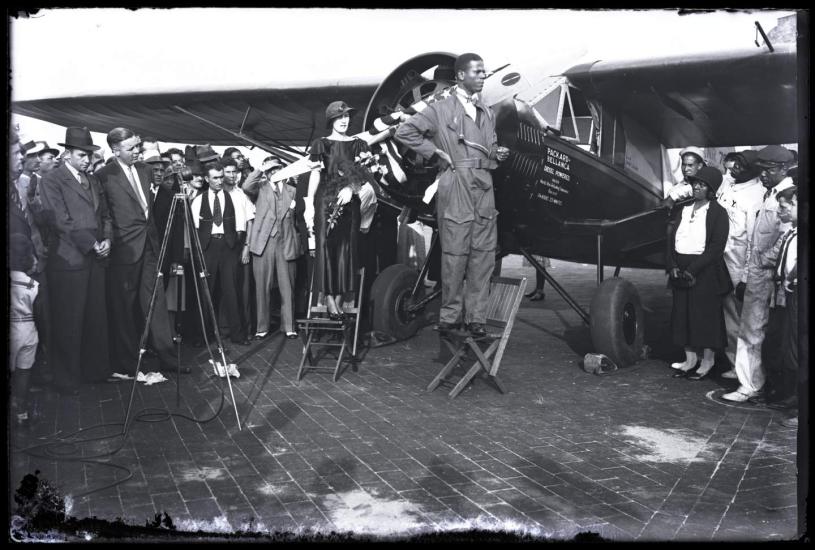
left=7, top=106, right=402, bottom=427
left=665, top=145, right=800, bottom=427
left=9, top=52, right=802, bottom=433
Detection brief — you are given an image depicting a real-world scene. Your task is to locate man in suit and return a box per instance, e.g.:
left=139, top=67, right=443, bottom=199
left=96, top=127, right=188, bottom=376
left=243, top=156, right=300, bottom=339
left=38, top=127, right=113, bottom=394
left=190, top=163, right=255, bottom=346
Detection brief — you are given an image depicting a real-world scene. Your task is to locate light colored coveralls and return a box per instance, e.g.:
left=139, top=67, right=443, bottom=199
left=395, top=88, right=500, bottom=325
left=733, top=177, right=794, bottom=393
left=715, top=175, right=765, bottom=366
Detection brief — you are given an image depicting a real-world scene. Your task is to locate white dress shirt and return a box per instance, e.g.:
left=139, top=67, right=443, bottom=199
left=117, top=159, right=149, bottom=219
left=674, top=202, right=709, bottom=255
left=191, top=188, right=255, bottom=233
left=65, top=162, right=84, bottom=184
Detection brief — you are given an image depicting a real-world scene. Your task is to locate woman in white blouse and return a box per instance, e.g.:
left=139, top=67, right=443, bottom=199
left=666, top=166, right=732, bottom=381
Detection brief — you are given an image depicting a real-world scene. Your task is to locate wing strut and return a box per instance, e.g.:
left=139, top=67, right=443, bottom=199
left=172, top=105, right=302, bottom=163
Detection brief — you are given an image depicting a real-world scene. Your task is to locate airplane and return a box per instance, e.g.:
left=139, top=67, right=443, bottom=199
left=11, top=28, right=799, bottom=367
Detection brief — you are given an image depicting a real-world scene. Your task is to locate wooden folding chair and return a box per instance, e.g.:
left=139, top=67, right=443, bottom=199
left=296, top=267, right=365, bottom=382
left=427, top=276, right=527, bottom=399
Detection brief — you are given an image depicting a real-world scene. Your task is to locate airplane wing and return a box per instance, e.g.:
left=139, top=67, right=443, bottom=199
left=563, top=43, right=797, bottom=148
left=11, top=84, right=378, bottom=157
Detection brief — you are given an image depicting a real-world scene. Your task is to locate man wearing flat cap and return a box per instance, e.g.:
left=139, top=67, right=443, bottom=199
left=38, top=127, right=113, bottom=393
left=723, top=145, right=796, bottom=402
left=395, top=52, right=510, bottom=338
left=715, top=149, right=766, bottom=379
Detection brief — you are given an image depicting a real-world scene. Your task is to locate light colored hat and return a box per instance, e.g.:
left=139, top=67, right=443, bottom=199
left=679, top=146, right=706, bottom=164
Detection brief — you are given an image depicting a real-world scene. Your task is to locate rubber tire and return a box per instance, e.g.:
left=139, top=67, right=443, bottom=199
left=589, top=277, right=645, bottom=367
left=370, top=264, right=424, bottom=341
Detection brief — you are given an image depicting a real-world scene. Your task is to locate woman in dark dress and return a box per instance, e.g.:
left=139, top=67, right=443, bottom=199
left=666, top=166, right=732, bottom=380
left=306, top=101, right=378, bottom=318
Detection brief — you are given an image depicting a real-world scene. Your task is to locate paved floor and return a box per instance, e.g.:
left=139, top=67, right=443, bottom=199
left=8, top=257, right=802, bottom=541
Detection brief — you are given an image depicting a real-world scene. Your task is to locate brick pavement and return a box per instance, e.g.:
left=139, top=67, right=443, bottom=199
left=9, top=257, right=801, bottom=541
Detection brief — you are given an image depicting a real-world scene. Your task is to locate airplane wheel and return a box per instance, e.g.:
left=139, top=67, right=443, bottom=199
left=370, top=264, right=425, bottom=341
left=589, top=277, right=645, bottom=367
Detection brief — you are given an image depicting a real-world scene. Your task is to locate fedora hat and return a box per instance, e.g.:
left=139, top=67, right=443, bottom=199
left=22, top=141, right=45, bottom=156
left=143, top=150, right=170, bottom=165
left=37, top=141, right=60, bottom=157
left=58, top=127, right=100, bottom=152
left=325, top=101, right=356, bottom=128
left=195, top=144, right=220, bottom=163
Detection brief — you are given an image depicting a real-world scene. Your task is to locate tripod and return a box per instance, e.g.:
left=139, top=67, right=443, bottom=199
left=122, top=179, right=242, bottom=432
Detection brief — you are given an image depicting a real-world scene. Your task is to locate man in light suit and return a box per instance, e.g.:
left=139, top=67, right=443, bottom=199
left=38, top=127, right=113, bottom=393
left=95, top=127, right=188, bottom=375
left=243, top=157, right=300, bottom=339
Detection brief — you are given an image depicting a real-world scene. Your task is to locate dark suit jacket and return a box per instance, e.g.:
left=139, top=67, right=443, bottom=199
left=39, top=164, right=113, bottom=271
left=667, top=199, right=732, bottom=294
left=96, top=160, right=159, bottom=265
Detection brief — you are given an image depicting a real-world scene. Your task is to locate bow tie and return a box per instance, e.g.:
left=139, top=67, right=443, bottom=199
left=457, top=90, right=477, bottom=104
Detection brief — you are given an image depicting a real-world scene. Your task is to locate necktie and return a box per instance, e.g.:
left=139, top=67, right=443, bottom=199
left=213, top=191, right=222, bottom=226
left=763, top=187, right=772, bottom=201
left=776, top=229, right=796, bottom=280
left=79, top=172, right=90, bottom=190
left=273, top=182, right=280, bottom=198
left=125, top=165, right=147, bottom=212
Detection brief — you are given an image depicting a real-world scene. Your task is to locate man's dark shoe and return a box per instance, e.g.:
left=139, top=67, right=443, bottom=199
left=436, top=322, right=460, bottom=336
left=467, top=323, right=487, bottom=338
left=767, top=395, right=798, bottom=410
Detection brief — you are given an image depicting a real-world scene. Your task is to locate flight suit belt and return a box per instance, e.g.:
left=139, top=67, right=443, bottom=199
left=453, top=158, right=497, bottom=170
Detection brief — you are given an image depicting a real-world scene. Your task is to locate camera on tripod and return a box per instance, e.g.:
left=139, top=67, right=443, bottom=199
left=163, top=164, right=194, bottom=192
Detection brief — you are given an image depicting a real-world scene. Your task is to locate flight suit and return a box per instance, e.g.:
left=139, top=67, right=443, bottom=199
left=733, top=177, right=794, bottom=394
left=395, top=89, right=500, bottom=325
left=715, top=176, right=765, bottom=367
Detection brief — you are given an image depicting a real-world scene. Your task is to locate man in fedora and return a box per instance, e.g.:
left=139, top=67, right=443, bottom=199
left=38, top=127, right=113, bottom=393
left=723, top=145, right=796, bottom=402
left=96, top=127, right=189, bottom=376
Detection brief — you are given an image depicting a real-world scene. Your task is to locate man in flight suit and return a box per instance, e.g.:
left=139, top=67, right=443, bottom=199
left=722, top=145, right=795, bottom=402
left=715, top=150, right=766, bottom=378
left=395, top=52, right=510, bottom=337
